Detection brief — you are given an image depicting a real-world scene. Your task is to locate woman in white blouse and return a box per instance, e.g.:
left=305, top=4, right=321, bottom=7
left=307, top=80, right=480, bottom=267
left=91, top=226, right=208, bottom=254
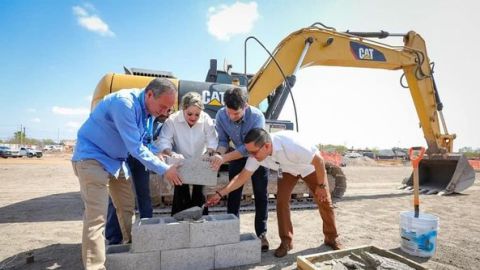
left=157, top=92, right=218, bottom=215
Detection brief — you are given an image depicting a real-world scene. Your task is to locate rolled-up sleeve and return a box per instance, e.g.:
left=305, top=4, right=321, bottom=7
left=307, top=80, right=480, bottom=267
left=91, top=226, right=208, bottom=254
left=110, top=98, right=169, bottom=175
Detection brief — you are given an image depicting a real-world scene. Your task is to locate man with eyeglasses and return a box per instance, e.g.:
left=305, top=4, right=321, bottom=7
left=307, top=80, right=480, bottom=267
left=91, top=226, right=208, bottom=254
left=210, top=87, right=270, bottom=252
left=72, top=78, right=183, bottom=270
left=208, top=128, right=342, bottom=258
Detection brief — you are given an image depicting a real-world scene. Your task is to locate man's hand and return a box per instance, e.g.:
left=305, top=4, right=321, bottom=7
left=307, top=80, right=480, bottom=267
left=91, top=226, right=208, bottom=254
left=209, top=154, right=224, bottom=171
left=315, top=184, right=329, bottom=203
left=156, top=153, right=166, bottom=162
left=206, top=193, right=222, bottom=206
left=164, top=164, right=183, bottom=186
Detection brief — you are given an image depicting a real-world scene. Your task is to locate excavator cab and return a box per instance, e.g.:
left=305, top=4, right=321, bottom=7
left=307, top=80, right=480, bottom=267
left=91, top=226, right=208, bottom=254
left=403, top=154, right=476, bottom=195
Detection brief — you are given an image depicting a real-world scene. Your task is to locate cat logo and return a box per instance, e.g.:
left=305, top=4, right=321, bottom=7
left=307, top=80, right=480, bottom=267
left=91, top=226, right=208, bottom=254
left=350, top=41, right=386, bottom=62
left=202, top=90, right=224, bottom=107
left=358, top=48, right=374, bottom=60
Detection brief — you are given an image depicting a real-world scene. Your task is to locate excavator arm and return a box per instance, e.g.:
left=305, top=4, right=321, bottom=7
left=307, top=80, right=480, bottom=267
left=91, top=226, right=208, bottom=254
left=247, top=25, right=474, bottom=194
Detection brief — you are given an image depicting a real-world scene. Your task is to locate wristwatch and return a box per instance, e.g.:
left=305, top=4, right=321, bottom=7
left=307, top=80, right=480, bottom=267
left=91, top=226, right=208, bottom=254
left=317, top=183, right=326, bottom=189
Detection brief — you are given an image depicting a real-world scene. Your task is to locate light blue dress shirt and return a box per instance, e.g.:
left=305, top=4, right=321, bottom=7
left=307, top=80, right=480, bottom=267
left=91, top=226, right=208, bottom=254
left=72, top=89, right=168, bottom=178
left=215, top=105, right=265, bottom=157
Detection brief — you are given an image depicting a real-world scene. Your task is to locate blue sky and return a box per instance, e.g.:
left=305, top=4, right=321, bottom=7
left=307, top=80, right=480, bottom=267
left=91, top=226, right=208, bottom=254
left=0, top=1, right=478, bottom=150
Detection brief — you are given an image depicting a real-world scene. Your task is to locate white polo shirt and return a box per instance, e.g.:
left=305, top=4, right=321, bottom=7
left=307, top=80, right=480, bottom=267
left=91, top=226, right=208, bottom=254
left=244, top=130, right=318, bottom=177
left=156, top=110, right=218, bottom=158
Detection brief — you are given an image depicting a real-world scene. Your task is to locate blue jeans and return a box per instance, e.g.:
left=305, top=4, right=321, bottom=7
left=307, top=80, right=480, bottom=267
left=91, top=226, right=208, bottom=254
left=227, top=157, right=268, bottom=237
left=106, top=155, right=152, bottom=245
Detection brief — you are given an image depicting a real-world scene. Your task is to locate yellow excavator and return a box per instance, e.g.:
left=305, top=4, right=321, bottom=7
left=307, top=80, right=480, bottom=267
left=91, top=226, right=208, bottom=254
left=91, top=22, right=475, bottom=197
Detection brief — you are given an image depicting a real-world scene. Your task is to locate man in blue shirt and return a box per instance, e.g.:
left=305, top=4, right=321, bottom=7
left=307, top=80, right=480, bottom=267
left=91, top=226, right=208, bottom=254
left=105, top=116, right=166, bottom=245
left=72, top=78, right=182, bottom=270
left=210, top=87, right=270, bottom=252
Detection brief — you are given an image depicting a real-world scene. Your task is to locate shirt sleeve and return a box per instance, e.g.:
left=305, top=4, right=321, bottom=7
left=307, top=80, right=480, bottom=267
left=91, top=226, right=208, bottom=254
left=215, top=110, right=230, bottom=149
left=204, top=114, right=218, bottom=150
left=244, top=156, right=260, bottom=172
left=110, top=97, right=170, bottom=175
left=156, top=117, right=175, bottom=153
left=283, top=137, right=317, bottom=165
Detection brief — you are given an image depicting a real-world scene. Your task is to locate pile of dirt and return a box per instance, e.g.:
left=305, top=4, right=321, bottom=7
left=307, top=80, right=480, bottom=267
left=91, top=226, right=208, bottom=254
left=343, top=156, right=378, bottom=166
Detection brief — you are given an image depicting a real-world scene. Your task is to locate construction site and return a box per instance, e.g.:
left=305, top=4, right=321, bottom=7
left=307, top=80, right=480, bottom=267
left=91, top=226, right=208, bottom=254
left=1, top=4, right=480, bottom=269
left=0, top=154, right=479, bottom=269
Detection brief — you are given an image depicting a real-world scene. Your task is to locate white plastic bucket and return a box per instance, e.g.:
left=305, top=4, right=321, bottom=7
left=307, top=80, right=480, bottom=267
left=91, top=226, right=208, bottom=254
left=400, top=211, right=439, bottom=257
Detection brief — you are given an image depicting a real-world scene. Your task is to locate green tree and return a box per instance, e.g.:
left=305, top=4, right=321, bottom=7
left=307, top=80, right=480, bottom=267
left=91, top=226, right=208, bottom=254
left=459, top=147, right=480, bottom=159
left=317, top=144, right=348, bottom=154
left=42, top=139, right=55, bottom=145
left=13, top=131, right=26, bottom=144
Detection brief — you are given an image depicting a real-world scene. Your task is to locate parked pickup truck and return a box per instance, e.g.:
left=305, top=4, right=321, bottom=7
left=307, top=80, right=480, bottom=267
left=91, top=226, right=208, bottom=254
left=19, top=147, right=43, bottom=158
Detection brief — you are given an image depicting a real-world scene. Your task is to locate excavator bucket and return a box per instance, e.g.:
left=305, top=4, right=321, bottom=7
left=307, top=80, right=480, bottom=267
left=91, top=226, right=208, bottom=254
left=402, top=154, right=476, bottom=195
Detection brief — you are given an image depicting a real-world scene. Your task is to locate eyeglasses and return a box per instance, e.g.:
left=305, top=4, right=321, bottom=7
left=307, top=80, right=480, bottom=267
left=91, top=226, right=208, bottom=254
left=247, top=143, right=265, bottom=156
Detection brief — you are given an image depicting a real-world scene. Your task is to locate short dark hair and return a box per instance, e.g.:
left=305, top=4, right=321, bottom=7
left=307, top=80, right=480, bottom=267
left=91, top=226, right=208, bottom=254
left=224, top=87, right=248, bottom=110
left=244, top=128, right=271, bottom=147
left=145, top=78, right=177, bottom=98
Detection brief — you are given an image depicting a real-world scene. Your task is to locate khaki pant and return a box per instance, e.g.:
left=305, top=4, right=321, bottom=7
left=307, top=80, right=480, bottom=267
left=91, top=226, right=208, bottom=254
left=277, top=172, right=339, bottom=246
left=72, top=160, right=135, bottom=270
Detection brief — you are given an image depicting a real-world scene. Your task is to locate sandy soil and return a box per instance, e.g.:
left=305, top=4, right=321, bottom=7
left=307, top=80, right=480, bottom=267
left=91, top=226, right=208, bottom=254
left=0, top=155, right=479, bottom=270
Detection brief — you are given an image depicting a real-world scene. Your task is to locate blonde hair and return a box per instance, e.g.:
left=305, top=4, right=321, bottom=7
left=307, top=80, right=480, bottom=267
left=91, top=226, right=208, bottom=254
left=181, top=92, right=204, bottom=110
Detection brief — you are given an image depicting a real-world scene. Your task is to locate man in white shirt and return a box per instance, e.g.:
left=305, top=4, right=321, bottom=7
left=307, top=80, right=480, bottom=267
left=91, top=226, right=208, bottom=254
left=207, top=128, right=341, bottom=257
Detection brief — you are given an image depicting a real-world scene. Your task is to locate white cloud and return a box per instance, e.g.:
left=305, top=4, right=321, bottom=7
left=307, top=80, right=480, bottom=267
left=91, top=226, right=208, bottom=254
left=72, top=5, right=115, bottom=37
left=85, top=95, right=93, bottom=102
left=31, top=118, right=41, bottom=123
left=207, top=1, right=259, bottom=41
left=52, top=106, right=89, bottom=116
left=72, top=6, right=88, bottom=17
left=66, top=121, right=81, bottom=128
left=27, top=108, right=37, bottom=113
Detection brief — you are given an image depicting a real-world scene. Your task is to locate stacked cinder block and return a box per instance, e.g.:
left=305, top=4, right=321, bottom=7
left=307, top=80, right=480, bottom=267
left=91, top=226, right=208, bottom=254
left=106, top=213, right=261, bottom=270
left=165, top=157, right=217, bottom=186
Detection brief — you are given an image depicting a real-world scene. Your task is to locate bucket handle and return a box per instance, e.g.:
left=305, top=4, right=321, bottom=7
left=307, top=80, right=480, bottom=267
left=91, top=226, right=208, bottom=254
left=409, top=147, right=426, bottom=169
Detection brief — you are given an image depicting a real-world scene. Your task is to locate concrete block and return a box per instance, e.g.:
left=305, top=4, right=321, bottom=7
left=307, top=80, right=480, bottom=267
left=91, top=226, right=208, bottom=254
left=105, top=244, right=160, bottom=270
left=166, top=157, right=217, bottom=186
left=214, top=233, right=261, bottom=269
left=189, top=214, right=240, bottom=248
left=161, top=246, right=214, bottom=270
left=131, top=216, right=189, bottom=252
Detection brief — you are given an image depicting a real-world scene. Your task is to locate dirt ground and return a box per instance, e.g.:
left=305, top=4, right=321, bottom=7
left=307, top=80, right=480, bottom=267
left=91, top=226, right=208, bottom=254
left=0, top=155, right=479, bottom=270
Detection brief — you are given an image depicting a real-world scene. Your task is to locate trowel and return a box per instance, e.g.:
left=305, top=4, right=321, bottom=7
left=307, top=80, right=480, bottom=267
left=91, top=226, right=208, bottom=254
left=172, top=204, right=206, bottom=221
